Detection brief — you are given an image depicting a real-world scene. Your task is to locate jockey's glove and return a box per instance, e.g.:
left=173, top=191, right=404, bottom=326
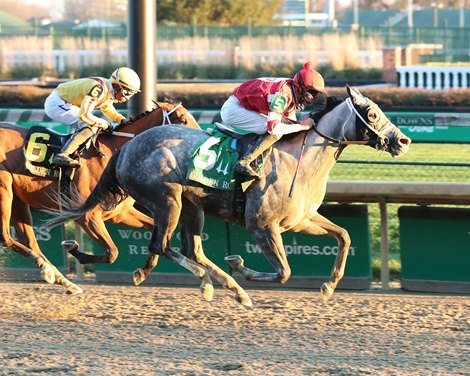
left=95, top=119, right=111, bottom=130
left=104, top=124, right=114, bottom=134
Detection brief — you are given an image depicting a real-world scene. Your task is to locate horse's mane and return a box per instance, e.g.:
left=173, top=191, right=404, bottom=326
left=113, top=98, right=179, bottom=131
left=309, top=96, right=344, bottom=124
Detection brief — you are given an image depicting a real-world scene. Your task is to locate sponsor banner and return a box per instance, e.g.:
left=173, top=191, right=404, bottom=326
left=94, top=205, right=370, bottom=280
left=2, top=109, right=470, bottom=142
left=400, top=206, right=470, bottom=285
left=93, top=216, right=230, bottom=274
left=0, top=209, right=66, bottom=274
left=228, top=204, right=371, bottom=278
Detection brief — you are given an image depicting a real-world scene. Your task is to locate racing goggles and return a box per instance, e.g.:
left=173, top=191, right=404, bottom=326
left=119, top=85, right=138, bottom=99
left=302, top=90, right=319, bottom=105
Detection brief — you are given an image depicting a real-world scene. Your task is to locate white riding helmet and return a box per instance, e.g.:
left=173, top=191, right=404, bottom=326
left=110, top=67, right=141, bottom=95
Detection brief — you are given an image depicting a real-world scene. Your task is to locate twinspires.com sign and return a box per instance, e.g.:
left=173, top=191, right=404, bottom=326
left=94, top=205, right=370, bottom=283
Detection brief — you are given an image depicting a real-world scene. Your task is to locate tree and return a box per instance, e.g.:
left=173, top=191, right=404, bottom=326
left=0, top=0, right=49, bottom=21
left=157, top=0, right=283, bottom=25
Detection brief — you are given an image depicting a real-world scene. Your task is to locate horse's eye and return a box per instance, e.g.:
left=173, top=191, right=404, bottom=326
left=367, top=109, right=379, bottom=122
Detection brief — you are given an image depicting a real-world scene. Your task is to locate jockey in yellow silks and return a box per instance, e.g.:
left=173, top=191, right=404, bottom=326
left=44, top=67, right=140, bottom=167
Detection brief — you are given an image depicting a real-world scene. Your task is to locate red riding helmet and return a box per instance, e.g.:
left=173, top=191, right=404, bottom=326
left=293, top=62, right=327, bottom=94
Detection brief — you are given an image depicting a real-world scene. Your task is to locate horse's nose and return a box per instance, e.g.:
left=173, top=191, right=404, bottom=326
left=398, top=136, right=411, bottom=146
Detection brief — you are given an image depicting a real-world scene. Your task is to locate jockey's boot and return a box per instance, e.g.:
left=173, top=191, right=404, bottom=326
left=234, top=133, right=282, bottom=179
left=53, top=127, right=94, bottom=167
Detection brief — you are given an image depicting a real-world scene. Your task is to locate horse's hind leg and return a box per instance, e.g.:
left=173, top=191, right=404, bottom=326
left=0, top=171, right=55, bottom=285
left=135, top=195, right=213, bottom=301
left=180, top=203, right=252, bottom=307
left=11, top=197, right=82, bottom=294
left=135, top=227, right=213, bottom=302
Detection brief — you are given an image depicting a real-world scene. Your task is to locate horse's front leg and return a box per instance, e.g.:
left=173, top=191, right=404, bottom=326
left=0, top=173, right=59, bottom=287
left=225, top=226, right=291, bottom=284
left=180, top=203, right=251, bottom=307
left=295, top=212, right=351, bottom=302
left=98, top=201, right=156, bottom=284
left=11, top=199, right=82, bottom=294
left=138, top=193, right=213, bottom=301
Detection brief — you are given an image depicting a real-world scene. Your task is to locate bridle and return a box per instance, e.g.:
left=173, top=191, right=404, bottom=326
left=161, top=102, right=183, bottom=124
left=310, top=97, right=393, bottom=149
left=110, top=102, right=184, bottom=139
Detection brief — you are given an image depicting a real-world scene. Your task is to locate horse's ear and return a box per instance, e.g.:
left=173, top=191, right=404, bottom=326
left=163, top=97, right=177, bottom=104
left=347, top=85, right=367, bottom=106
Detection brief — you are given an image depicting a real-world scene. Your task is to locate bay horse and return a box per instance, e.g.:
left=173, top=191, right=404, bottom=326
left=46, top=86, right=411, bottom=305
left=0, top=100, right=199, bottom=294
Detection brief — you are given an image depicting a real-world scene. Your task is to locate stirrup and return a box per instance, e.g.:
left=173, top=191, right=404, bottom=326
left=53, top=155, right=80, bottom=167
left=234, top=163, right=260, bottom=180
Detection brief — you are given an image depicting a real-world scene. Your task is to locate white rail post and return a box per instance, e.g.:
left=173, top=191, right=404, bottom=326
left=74, top=223, right=84, bottom=282
left=378, top=197, right=390, bottom=289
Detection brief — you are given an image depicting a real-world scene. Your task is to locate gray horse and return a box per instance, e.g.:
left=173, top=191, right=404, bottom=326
left=47, top=86, right=411, bottom=306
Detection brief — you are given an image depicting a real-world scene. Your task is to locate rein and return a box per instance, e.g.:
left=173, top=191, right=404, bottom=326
left=110, top=103, right=183, bottom=138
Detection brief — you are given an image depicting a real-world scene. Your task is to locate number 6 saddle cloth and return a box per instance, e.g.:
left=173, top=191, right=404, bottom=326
left=24, top=125, right=90, bottom=179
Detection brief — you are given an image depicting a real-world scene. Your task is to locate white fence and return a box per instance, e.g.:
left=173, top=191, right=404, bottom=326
left=396, top=65, right=470, bottom=90
left=0, top=48, right=382, bottom=72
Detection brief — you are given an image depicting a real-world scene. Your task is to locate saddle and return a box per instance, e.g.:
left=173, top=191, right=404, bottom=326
left=212, top=122, right=259, bottom=153
left=23, top=126, right=92, bottom=193
left=202, top=123, right=264, bottom=224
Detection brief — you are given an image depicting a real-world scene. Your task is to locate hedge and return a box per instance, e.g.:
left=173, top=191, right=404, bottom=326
left=1, top=85, right=469, bottom=112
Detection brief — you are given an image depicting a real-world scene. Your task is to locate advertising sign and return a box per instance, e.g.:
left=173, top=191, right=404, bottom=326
left=228, top=204, right=370, bottom=280
left=94, top=216, right=230, bottom=281
left=399, top=206, right=470, bottom=293
left=94, top=205, right=370, bottom=288
left=0, top=209, right=66, bottom=279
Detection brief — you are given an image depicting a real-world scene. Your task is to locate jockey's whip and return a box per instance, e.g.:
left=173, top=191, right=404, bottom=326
left=289, top=131, right=308, bottom=198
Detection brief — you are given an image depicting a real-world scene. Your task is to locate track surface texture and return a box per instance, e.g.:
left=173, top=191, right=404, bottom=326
left=0, top=282, right=468, bottom=375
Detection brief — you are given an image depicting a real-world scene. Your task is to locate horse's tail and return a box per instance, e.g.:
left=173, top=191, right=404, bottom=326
left=46, top=150, right=128, bottom=228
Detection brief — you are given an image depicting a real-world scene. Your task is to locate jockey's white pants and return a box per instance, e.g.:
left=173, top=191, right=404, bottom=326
left=220, top=95, right=267, bottom=135
left=44, top=90, right=88, bottom=130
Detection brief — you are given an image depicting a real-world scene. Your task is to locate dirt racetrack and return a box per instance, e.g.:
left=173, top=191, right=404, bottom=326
left=0, top=281, right=468, bottom=375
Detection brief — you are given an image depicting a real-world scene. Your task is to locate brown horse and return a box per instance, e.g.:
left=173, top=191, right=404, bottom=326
left=0, top=100, right=199, bottom=294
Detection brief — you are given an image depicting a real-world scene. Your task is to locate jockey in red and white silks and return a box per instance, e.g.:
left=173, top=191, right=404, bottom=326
left=220, top=62, right=327, bottom=179
left=221, top=77, right=302, bottom=135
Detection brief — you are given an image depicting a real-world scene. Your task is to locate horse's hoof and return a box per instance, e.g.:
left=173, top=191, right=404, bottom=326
left=133, top=268, right=146, bottom=286
left=200, top=283, right=214, bottom=302
left=61, top=240, right=79, bottom=253
left=41, top=263, right=55, bottom=284
left=225, top=255, right=244, bottom=268
left=236, top=292, right=253, bottom=308
left=66, top=284, right=83, bottom=295
left=320, top=283, right=334, bottom=302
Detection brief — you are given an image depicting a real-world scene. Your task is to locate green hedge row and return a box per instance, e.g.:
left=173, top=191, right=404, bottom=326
left=1, top=84, right=469, bottom=112
left=158, top=86, right=470, bottom=112
left=2, top=63, right=382, bottom=82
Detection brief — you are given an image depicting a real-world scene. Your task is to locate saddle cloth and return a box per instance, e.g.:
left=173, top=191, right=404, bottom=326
left=187, top=127, right=240, bottom=191
left=24, top=126, right=68, bottom=178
